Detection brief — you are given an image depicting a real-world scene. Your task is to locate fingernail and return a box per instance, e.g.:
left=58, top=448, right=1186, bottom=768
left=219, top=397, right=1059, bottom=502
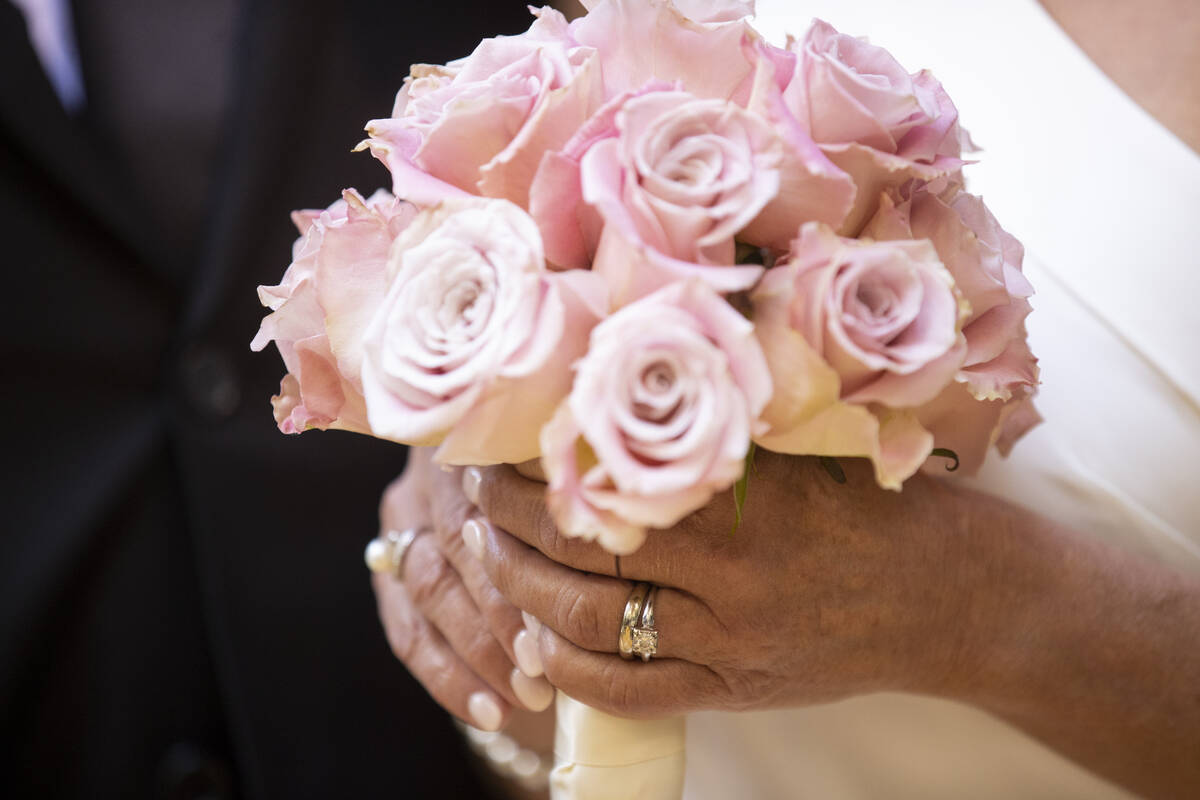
left=513, top=629, right=543, bottom=678
left=461, top=519, right=486, bottom=559
left=510, top=669, right=554, bottom=712
left=468, top=691, right=503, bottom=732
left=462, top=467, right=482, bottom=506
left=521, top=611, right=542, bottom=636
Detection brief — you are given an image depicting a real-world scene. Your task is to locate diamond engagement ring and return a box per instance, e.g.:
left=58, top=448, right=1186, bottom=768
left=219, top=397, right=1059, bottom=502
left=633, top=585, right=659, bottom=662
left=618, top=582, right=659, bottom=662
left=364, top=527, right=427, bottom=579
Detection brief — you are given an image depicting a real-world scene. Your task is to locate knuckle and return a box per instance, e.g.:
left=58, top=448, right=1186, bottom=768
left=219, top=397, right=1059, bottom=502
left=481, top=594, right=521, bottom=641
left=533, top=502, right=564, bottom=556
left=462, top=626, right=501, bottom=669
left=423, top=653, right=463, bottom=707
left=559, top=587, right=604, bottom=649
left=434, top=502, right=472, bottom=544
left=677, top=502, right=722, bottom=540
left=715, top=667, right=775, bottom=712
left=538, top=633, right=590, bottom=704
left=382, top=605, right=421, bottom=667
left=602, top=663, right=641, bottom=717
left=487, top=544, right=517, bottom=598
left=406, top=545, right=456, bottom=611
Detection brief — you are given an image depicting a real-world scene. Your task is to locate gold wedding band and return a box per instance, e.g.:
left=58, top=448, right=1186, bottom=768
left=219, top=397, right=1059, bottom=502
left=618, top=582, right=659, bottom=662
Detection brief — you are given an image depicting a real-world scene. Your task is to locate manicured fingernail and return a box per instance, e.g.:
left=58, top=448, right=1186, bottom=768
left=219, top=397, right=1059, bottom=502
left=461, top=519, right=486, bottom=559
left=468, top=691, right=502, bottom=732
left=510, top=668, right=554, bottom=712
left=513, top=629, right=543, bottom=678
left=521, top=611, right=542, bottom=636
left=462, top=467, right=482, bottom=506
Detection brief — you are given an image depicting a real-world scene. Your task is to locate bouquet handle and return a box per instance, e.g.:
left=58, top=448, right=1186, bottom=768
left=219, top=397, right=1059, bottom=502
left=550, top=691, right=686, bottom=800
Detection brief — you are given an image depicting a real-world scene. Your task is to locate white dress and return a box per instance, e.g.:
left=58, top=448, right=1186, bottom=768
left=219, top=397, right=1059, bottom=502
left=684, top=1, right=1200, bottom=797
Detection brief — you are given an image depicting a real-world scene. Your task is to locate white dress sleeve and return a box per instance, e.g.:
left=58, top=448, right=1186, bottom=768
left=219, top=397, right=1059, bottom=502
left=684, top=1, right=1200, bottom=797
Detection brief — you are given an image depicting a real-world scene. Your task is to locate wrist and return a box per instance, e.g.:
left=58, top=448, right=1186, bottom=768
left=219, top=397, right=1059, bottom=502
left=928, top=492, right=1181, bottom=715
left=901, top=484, right=1051, bottom=702
left=919, top=494, right=1200, bottom=797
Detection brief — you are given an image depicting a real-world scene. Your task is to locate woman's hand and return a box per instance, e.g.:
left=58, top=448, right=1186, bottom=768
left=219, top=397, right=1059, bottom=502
left=466, top=451, right=977, bottom=717
left=465, top=451, right=1200, bottom=799
left=372, top=448, right=555, bottom=732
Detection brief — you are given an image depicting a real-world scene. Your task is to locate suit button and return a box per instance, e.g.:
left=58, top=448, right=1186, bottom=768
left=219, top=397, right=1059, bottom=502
left=180, top=346, right=241, bottom=419
left=157, top=742, right=233, bottom=800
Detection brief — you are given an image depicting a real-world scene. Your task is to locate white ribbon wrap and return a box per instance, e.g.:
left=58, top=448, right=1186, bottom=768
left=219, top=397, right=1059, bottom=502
left=550, top=691, right=686, bottom=799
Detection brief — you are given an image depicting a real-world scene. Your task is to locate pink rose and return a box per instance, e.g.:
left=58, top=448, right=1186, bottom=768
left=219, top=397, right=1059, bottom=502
left=781, top=223, right=966, bottom=405
left=251, top=189, right=414, bottom=435
left=865, top=188, right=1037, bottom=398
left=580, top=89, right=785, bottom=304
left=752, top=222, right=968, bottom=488
left=358, top=7, right=602, bottom=208
left=528, top=82, right=672, bottom=270
left=529, top=47, right=857, bottom=288
left=360, top=197, right=607, bottom=465
left=541, top=280, right=772, bottom=554
left=781, top=20, right=972, bottom=234
left=864, top=187, right=1040, bottom=472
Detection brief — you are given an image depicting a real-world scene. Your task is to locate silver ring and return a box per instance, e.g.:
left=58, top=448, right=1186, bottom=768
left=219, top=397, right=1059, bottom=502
left=365, top=527, right=428, bottom=579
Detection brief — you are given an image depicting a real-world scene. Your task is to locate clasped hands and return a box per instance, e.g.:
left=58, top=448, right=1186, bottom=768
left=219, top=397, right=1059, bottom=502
left=373, top=447, right=1200, bottom=799
left=374, top=446, right=985, bottom=730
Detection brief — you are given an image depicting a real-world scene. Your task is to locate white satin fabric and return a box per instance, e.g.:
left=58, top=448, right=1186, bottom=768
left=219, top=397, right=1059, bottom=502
left=551, top=693, right=686, bottom=799
left=683, top=1, right=1200, bottom=797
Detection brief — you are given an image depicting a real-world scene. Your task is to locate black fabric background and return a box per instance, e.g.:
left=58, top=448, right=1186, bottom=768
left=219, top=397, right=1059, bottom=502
left=0, top=2, right=533, bottom=797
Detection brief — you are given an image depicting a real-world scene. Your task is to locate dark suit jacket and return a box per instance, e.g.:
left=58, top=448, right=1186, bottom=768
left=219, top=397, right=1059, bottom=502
left=0, top=2, right=530, bottom=797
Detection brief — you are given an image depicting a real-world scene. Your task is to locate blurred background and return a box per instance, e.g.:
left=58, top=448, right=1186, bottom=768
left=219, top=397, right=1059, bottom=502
left=1, top=1, right=532, bottom=798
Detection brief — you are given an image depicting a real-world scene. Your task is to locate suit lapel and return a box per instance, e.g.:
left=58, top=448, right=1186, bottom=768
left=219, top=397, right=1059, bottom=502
left=182, top=0, right=323, bottom=335
left=0, top=1, right=166, bottom=282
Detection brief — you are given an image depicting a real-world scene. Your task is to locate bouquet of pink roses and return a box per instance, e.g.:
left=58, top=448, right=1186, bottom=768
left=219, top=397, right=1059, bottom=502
left=252, top=1, right=1038, bottom=796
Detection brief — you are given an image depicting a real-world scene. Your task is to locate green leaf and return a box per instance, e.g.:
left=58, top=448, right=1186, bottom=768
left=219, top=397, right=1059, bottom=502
left=730, top=443, right=757, bottom=536
left=931, top=447, right=960, bottom=472
left=819, top=456, right=846, bottom=484
left=734, top=242, right=768, bottom=265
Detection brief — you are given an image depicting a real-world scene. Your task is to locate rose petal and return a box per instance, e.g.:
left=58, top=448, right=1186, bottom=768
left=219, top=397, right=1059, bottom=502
left=571, top=0, right=754, bottom=100
left=917, top=382, right=1005, bottom=475
left=315, top=190, right=417, bottom=390
left=752, top=267, right=932, bottom=489
left=435, top=270, right=608, bottom=464
left=593, top=199, right=765, bottom=307
left=823, top=142, right=961, bottom=236
left=355, top=120, right=473, bottom=206
left=738, top=39, right=855, bottom=245
left=541, top=404, right=649, bottom=554
left=960, top=334, right=1040, bottom=402
left=479, top=47, right=603, bottom=208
